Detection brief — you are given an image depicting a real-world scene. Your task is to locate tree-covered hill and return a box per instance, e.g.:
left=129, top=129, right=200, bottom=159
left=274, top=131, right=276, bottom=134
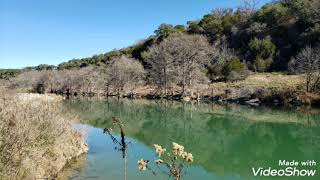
left=55, top=0, right=319, bottom=72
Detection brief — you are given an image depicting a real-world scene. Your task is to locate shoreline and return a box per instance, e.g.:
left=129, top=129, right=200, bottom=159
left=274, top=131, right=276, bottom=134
left=48, top=73, right=320, bottom=108
left=58, top=88, right=320, bottom=108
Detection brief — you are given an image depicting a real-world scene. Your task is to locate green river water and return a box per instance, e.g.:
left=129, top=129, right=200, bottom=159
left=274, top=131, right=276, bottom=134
left=59, top=98, right=320, bottom=180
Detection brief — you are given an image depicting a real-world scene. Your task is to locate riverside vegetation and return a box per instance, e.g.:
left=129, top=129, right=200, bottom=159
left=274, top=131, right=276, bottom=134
left=0, top=89, right=88, bottom=179
left=1, top=0, right=320, bottom=106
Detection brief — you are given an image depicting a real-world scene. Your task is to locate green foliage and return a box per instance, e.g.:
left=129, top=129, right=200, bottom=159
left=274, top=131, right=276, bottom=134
left=174, top=25, right=186, bottom=32
left=220, top=58, right=247, bottom=81
left=207, top=65, right=222, bottom=80
left=222, top=58, right=245, bottom=77
left=91, top=54, right=105, bottom=63
left=248, top=37, right=276, bottom=72
left=254, top=3, right=289, bottom=26
left=221, top=12, right=241, bottom=34
left=249, top=37, right=276, bottom=59
left=197, top=9, right=241, bottom=41
left=130, top=36, right=156, bottom=64
left=301, top=23, right=320, bottom=44
left=187, top=21, right=203, bottom=34
left=199, top=14, right=224, bottom=39
left=58, top=59, right=86, bottom=69
left=0, top=69, right=21, bottom=80
left=34, top=64, right=56, bottom=71
left=154, top=23, right=176, bottom=38
left=57, top=54, right=106, bottom=69
left=286, top=0, right=320, bottom=25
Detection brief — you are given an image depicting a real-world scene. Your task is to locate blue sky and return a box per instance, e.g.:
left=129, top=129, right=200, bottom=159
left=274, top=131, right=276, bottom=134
left=0, top=0, right=270, bottom=69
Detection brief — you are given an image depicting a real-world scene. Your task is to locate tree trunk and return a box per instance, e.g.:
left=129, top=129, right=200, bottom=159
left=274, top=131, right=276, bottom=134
left=164, top=67, right=167, bottom=96
left=312, top=71, right=320, bottom=91
left=306, top=74, right=311, bottom=92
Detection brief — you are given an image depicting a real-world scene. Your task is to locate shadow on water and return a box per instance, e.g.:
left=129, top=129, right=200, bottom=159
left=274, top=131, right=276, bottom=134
left=60, top=98, right=320, bottom=180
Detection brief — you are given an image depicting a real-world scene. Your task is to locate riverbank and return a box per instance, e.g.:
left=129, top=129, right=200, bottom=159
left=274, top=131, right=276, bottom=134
left=59, top=73, right=320, bottom=107
left=0, top=92, right=88, bottom=180
left=206, top=73, right=320, bottom=106
left=139, top=73, right=319, bottom=107
left=7, top=73, right=320, bottom=107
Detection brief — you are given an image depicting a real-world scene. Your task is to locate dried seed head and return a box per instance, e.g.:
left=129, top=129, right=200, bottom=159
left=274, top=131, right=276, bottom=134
left=137, top=159, right=148, bottom=171
left=186, top=153, right=194, bottom=163
left=155, top=159, right=164, bottom=165
left=153, top=144, right=166, bottom=157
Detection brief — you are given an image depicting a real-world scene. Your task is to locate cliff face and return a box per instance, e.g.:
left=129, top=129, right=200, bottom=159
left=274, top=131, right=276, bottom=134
left=0, top=92, right=88, bottom=180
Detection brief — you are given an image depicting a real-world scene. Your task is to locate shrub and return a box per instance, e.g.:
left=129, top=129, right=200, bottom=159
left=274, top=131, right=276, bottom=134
left=249, top=37, right=276, bottom=60
left=253, top=57, right=273, bottom=72
left=222, top=58, right=245, bottom=76
left=221, top=58, right=248, bottom=81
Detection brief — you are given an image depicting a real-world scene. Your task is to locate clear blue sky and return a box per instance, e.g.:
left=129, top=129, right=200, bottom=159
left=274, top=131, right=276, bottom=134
left=0, top=0, right=270, bottom=69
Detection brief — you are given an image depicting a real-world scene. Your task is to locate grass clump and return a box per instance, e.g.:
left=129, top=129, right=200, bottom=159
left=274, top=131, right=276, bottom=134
left=0, top=91, right=87, bottom=179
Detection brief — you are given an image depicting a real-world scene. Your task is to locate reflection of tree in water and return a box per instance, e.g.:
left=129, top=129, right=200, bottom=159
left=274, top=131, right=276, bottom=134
left=63, top=98, right=320, bottom=178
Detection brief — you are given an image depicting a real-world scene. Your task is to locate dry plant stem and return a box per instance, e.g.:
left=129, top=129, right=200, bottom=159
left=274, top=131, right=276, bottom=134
left=124, top=155, right=127, bottom=180
left=104, top=117, right=127, bottom=180
left=117, top=118, right=127, bottom=180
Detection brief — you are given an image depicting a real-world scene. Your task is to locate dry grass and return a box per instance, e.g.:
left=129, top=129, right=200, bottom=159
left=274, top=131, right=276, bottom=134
left=0, top=90, right=87, bottom=180
left=208, top=73, right=305, bottom=95
left=132, top=73, right=305, bottom=98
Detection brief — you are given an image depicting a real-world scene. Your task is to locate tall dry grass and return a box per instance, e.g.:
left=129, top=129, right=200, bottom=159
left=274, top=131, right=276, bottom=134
left=0, top=90, right=87, bottom=180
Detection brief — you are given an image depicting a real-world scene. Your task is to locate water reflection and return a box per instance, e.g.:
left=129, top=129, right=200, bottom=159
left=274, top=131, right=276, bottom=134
left=61, top=98, right=320, bottom=179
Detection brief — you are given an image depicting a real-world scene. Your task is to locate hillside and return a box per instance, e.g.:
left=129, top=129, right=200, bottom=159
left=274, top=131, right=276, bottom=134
left=55, top=0, right=319, bottom=72
left=2, top=0, right=320, bottom=106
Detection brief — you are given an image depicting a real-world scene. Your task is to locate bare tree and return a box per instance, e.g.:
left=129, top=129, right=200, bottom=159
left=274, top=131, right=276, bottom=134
left=99, top=65, right=113, bottom=96
left=289, top=46, right=320, bottom=92
left=10, top=70, right=52, bottom=93
left=238, top=0, right=260, bottom=20
left=169, top=34, right=211, bottom=95
left=211, top=8, right=233, bottom=18
left=55, top=69, right=81, bottom=95
left=142, top=41, right=176, bottom=96
left=77, top=67, right=100, bottom=95
left=143, top=33, right=212, bottom=96
left=101, top=56, right=145, bottom=96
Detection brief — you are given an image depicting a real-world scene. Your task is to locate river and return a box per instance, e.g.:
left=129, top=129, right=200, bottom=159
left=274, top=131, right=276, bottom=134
left=58, top=98, right=320, bottom=180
